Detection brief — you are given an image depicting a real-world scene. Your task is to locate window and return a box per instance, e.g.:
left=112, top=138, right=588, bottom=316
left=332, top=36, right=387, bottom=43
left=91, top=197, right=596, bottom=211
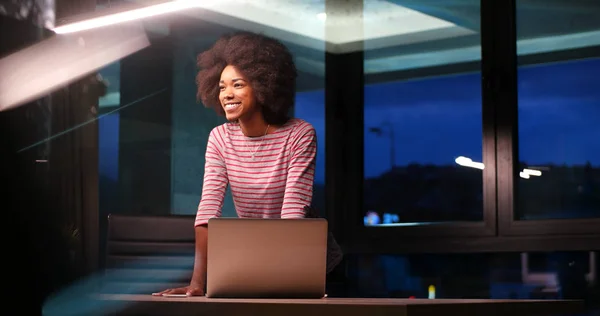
left=362, top=0, right=484, bottom=226
left=98, top=62, right=120, bottom=219
left=295, top=88, right=326, bottom=215
left=169, top=25, right=233, bottom=216
left=90, top=3, right=326, bottom=218
left=515, top=1, right=600, bottom=221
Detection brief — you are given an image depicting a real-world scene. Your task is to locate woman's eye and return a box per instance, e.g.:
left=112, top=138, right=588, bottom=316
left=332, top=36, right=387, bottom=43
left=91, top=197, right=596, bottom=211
left=219, top=86, right=225, bottom=90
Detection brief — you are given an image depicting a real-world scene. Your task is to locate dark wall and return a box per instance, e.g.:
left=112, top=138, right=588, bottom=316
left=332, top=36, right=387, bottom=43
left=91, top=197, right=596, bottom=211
left=0, top=16, right=72, bottom=316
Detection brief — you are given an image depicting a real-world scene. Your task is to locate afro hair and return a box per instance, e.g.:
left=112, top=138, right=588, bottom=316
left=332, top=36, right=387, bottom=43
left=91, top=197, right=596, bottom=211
left=196, top=32, right=298, bottom=125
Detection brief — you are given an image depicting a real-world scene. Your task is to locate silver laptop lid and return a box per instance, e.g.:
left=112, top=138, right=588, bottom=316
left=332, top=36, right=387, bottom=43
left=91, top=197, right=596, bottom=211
left=206, top=218, right=328, bottom=298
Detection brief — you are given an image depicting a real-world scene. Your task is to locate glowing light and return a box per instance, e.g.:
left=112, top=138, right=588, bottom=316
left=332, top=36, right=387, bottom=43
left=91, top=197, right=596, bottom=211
left=523, top=168, right=542, bottom=176
left=317, top=12, right=327, bottom=21
left=428, top=285, right=436, bottom=299
left=52, top=0, right=211, bottom=34
left=364, top=211, right=380, bottom=226
left=455, top=156, right=543, bottom=180
left=455, top=156, right=484, bottom=170
left=0, top=23, right=149, bottom=112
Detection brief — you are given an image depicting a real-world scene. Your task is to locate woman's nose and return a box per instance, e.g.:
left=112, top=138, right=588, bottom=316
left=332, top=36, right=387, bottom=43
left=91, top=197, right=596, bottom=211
left=223, top=87, right=234, bottom=98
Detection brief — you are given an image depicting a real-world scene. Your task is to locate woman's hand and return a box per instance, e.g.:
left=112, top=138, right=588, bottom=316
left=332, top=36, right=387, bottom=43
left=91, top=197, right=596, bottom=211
left=152, top=283, right=205, bottom=296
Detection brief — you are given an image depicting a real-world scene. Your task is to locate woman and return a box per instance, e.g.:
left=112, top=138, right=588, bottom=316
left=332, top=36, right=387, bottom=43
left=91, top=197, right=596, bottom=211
left=155, top=32, right=342, bottom=297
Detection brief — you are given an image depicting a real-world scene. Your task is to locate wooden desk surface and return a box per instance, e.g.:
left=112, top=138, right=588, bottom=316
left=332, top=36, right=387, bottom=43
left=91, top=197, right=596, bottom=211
left=92, top=294, right=584, bottom=316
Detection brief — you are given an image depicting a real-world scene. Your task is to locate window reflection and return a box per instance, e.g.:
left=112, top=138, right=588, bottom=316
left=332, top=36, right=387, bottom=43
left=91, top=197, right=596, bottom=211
left=90, top=5, right=326, bottom=218
left=98, top=62, right=120, bottom=224
left=516, top=0, right=600, bottom=220
left=362, top=0, right=483, bottom=225
left=294, top=89, right=326, bottom=215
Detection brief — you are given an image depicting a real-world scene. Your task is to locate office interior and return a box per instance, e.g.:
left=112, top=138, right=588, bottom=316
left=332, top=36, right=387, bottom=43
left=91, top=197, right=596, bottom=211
left=1, top=0, right=599, bottom=315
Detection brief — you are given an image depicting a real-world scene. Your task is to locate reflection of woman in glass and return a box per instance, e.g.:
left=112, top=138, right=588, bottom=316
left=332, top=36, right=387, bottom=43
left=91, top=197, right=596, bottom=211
left=155, top=32, right=342, bottom=297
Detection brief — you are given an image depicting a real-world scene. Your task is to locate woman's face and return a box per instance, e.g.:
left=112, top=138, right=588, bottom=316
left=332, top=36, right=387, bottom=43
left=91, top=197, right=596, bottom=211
left=219, top=65, right=257, bottom=122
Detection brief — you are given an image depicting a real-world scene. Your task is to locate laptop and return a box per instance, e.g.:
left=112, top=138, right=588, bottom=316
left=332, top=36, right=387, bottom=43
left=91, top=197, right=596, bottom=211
left=205, top=218, right=328, bottom=298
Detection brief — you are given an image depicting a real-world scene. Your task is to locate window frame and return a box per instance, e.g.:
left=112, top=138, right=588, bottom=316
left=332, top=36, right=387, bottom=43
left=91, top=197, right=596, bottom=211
left=497, top=26, right=600, bottom=236
left=326, top=0, right=600, bottom=254
left=325, top=0, right=496, bottom=246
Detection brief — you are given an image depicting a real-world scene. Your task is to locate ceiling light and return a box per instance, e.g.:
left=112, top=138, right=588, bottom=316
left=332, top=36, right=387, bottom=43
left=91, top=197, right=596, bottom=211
left=52, top=0, right=207, bottom=34
left=0, top=24, right=149, bottom=112
left=316, top=12, right=327, bottom=21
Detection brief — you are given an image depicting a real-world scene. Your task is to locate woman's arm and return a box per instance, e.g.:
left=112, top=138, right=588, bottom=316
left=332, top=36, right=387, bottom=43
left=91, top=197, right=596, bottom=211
left=281, top=123, right=317, bottom=218
left=154, top=127, right=228, bottom=296
left=189, top=224, right=208, bottom=293
left=192, top=128, right=228, bottom=289
left=195, top=128, right=229, bottom=226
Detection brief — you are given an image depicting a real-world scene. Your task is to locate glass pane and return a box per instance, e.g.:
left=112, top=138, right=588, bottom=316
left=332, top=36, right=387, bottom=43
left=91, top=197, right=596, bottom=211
left=516, top=0, right=600, bottom=220
left=167, top=26, right=325, bottom=218
left=91, top=3, right=328, bottom=220
left=362, top=0, right=483, bottom=226
left=81, top=3, right=328, bottom=283
left=98, top=62, right=120, bottom=220
left=295, top=88, right=326, bottom=215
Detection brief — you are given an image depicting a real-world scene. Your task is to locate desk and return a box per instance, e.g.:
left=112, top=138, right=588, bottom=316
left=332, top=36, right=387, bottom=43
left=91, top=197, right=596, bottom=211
left=94, top=294, right=583, bottom=316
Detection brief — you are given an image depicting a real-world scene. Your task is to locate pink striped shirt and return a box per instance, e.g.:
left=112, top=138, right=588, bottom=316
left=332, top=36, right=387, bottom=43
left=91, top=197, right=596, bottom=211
left=195, top=118, right=317, bottom=226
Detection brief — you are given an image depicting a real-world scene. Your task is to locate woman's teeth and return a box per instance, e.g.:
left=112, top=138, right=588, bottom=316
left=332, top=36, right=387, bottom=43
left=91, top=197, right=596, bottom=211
left=225, top=103, right=241, bottom=110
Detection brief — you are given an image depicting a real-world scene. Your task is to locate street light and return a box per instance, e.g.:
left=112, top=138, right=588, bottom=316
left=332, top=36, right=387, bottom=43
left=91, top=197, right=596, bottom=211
left=368, top=122, right=395, bottom=170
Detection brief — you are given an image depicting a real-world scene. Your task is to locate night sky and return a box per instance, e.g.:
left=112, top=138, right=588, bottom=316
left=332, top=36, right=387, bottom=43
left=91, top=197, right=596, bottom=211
left=99, top=57, right=600, bottom=185
left=295, top=57, right=600, bottom=182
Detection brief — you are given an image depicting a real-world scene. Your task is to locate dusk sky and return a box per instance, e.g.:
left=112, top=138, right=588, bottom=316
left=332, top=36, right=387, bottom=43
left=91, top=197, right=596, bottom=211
left=295, top=57, right=600, bottom=182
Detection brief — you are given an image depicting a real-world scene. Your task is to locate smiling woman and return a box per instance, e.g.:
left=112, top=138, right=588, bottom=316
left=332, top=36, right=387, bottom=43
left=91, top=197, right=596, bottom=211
left=218, top=65, right=258, bottom=126
left=196, top=32, right=297, bottom=130
left=155, top=31, right=342, bottom=297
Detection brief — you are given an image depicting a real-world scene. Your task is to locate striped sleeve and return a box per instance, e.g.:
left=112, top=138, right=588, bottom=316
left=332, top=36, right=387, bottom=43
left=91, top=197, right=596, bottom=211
left=281, top=123, right=317, bottom=219
left=195, top=127, right=228, bottom=227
